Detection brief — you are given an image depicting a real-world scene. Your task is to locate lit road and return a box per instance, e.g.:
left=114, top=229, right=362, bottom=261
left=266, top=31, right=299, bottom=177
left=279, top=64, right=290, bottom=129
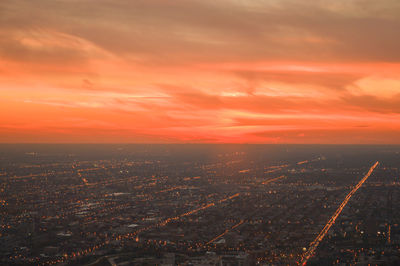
left=299, top=161, right=379, bottom=266
left=206, top=220, right=244, bottom=245
left=262, top=175, right=286, bottom=185
left=206, top=174, right=288, bottom=246
left=43, top=193, right=240, bottom=265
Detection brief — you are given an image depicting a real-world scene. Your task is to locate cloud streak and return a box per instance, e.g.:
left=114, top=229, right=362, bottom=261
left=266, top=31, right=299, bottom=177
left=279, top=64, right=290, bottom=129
left=1, top=0, right=400, bottom=143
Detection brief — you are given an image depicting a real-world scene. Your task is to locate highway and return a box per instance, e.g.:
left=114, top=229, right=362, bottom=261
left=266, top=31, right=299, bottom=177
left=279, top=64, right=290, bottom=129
left=299, top=161, right=379, bottom=266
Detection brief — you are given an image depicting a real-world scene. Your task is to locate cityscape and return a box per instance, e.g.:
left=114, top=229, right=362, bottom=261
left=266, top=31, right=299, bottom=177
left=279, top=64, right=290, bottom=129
left=2, top=0, right=400, bottom=265
left=1, top=144, right=399, bottom=265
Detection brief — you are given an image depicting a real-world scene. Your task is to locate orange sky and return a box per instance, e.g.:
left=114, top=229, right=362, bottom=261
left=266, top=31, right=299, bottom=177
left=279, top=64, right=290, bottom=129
left=1, top=0, right=400, bottom=143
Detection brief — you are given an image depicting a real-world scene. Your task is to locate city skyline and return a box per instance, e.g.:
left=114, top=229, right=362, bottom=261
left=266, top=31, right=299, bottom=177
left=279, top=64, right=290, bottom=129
left=1, top=0, right=400, bottom=143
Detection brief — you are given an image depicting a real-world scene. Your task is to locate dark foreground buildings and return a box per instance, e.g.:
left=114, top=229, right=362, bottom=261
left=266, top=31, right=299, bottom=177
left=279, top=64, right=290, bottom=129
left=1, top=144, right=399, bottom=265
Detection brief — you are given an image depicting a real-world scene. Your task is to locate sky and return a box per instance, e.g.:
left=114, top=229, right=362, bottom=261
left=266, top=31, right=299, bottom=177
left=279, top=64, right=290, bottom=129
left=1, top=0, right=400, bottom=144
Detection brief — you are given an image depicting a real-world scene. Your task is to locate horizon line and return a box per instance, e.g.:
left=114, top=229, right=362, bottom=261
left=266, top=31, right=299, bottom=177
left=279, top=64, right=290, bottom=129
left=1, top=143, right=400, bottom=145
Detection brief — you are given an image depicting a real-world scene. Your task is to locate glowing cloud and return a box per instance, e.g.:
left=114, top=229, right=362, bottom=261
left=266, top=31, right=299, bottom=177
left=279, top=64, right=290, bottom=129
left=1, top=0, right=400, bottom=143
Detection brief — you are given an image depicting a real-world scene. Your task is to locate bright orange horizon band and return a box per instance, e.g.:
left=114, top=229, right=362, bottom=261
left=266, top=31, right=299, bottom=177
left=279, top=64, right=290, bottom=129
left=1, top=1, right=400, bottom=144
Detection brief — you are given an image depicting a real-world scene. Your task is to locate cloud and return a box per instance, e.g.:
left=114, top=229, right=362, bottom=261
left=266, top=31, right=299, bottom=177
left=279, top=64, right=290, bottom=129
left=2, top=0, right=400, bottom=64
left=1, top=0, right=400, bottom=143
left=341, top=94, right=400, bottom=114
left=346, top=76, right=400, bottom=98
left=0, top=28, right=112, bottom=65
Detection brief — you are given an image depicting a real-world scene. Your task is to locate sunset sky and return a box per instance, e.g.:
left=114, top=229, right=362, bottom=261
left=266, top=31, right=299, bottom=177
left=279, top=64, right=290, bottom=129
left=1, top=0, right=400, bottom=143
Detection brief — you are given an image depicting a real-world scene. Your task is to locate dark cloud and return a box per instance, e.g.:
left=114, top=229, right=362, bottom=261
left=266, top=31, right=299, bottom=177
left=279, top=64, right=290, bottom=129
left=341, top=94, right=400, bottom=114
left=1, top=0, right=400, bottom=64
left=232, top=70, right=362, bottom=91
